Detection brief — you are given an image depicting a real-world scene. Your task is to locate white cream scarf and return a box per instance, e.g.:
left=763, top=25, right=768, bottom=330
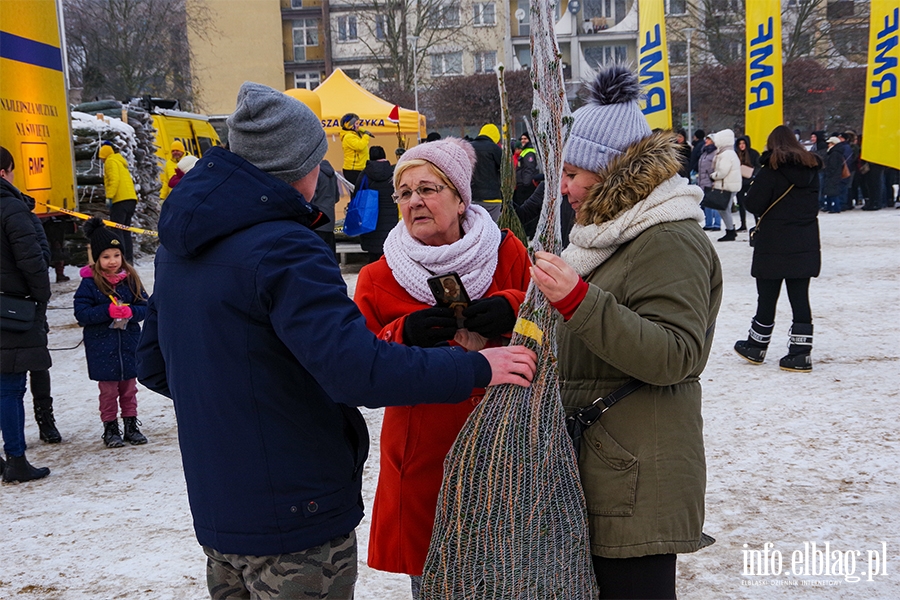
left=562, top=176, right=705, bottom=276
left=383, top=203, right=502, bottom=304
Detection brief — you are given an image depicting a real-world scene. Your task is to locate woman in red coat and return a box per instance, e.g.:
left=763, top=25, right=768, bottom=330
left=354, top=138, right=530, bottom=598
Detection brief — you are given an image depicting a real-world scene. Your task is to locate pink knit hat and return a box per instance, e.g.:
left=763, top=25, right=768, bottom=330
left=395, top=137, right=477, bottom=207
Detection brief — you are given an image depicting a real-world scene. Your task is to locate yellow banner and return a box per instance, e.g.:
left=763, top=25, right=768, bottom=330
left=638, top=0, right=672, bottom=130
left=35, top=201, right=158, bottom=237
left=745, top=0, right=784, bottom=148
left=862, top=1, right=900, bottom=170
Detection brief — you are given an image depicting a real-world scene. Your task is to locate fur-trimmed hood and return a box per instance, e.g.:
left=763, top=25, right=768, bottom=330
left=577, top=131, right=685, bottom=226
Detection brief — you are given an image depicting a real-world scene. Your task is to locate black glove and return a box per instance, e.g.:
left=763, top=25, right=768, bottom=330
left=462, top=296, right=516, bottom=340
left=402, top=306, right=458, bottom=347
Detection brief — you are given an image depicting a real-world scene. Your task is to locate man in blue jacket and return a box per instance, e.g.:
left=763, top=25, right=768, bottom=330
left=136, top=82, right=536, bottom=599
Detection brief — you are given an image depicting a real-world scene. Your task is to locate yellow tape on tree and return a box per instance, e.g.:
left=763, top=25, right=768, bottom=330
left=513, top=317, right=543, bottom=345
left=35, top=201, right=158, bottom=237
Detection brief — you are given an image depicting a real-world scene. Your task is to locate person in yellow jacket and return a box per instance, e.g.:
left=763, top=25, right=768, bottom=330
left=98, top=144, right=137, bottom=263
left=159, top=140, right=187, bottom=201
left=339, top=113, right=372, bottom=186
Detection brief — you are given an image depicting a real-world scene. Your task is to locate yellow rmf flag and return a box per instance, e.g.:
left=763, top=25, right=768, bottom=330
left=745, top=0, right=783, bottom=148
left=862, top=1, right=900, bottom=170
left=638, top=0, right=672, bottom=130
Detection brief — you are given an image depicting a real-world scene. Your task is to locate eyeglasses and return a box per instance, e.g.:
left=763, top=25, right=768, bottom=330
left=392, top=184, right=447, bottom=204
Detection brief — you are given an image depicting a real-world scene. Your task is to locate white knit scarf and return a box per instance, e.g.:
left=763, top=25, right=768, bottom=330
left=383, top=203, right=502, bottom=304
left=561, top=175, right=705, bottom=276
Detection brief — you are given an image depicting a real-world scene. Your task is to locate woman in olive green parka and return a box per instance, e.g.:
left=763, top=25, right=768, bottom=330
left=532, top=66, right=722, bottom=599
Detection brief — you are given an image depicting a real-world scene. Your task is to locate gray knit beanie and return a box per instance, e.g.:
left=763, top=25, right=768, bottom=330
left=226, top=82, right=327, bottom=183
left=564, top=65, right=651, bottom=173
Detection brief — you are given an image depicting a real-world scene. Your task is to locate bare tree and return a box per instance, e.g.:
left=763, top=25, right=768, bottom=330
left=426, top=69, right=532, bottom=132
left=330, top=0, right=481, bottom=97
left=64, top=0, right=213, bottom=107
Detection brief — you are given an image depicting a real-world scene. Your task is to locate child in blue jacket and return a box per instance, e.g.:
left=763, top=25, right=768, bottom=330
left=74, top=218, right=149, bottom=447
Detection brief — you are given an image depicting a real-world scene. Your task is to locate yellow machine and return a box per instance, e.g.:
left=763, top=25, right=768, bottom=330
left=0, top=0, right=77, bottom=216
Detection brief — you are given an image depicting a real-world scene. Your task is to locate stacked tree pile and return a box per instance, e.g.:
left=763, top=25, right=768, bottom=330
left=71, top=100, right=161, bottom=255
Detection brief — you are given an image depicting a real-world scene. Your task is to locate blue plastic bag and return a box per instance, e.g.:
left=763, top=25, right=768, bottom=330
left=343, top=175, right=378, bottom=236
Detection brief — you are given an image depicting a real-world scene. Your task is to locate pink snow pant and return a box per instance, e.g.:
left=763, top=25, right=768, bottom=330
left=98, top=379, right=138, bottom=423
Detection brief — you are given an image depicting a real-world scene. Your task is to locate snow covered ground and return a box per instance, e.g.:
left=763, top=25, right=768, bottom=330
left=1, top=208, right=898, bottom=599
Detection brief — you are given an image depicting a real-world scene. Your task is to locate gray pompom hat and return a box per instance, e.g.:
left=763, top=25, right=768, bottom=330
left=564, top=65, right=652, bottom=173
left=226, top=82, right=327, bottom=183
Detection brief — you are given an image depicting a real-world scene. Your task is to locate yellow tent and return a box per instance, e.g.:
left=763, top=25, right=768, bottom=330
left=312, top=68, right=425, bottom=171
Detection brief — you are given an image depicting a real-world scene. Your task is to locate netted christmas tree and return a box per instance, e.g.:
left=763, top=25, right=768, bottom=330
left=420, top=0, right=598, bottom=597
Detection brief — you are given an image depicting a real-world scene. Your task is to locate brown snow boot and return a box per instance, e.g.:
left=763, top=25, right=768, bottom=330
left=53, top=261, right=69, bottom=282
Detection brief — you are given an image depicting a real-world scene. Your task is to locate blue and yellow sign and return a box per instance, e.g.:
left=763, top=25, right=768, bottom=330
left=745, top=0, right=783, bottom=149
left=638, top=0, right=672, bottom=130
left=862, top=1, right=900, bottom=170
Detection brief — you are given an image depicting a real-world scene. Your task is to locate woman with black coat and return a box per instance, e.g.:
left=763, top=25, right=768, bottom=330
left=0, top=146, right=52, bottom=483
left=358, top=146, right=397, bottom=263
left=734, top=126, right=821, bottom=372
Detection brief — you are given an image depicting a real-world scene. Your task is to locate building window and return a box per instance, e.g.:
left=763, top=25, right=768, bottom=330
left=474, top=51, right=497, bottom=73
left=377, top=67, right=396, bottom=80
left=431, top=51, right=463, bottom=76
left=430, top=3, right=461, bottom=29
left=670, top=41, right=686, bottom=64
left=474, top=2, right=496, bottom=26
left=343, top=68, right=361, bottom=80
left=517, top=0, right=530, bottom=36
left=710, top=0, right=740, bottom=14
left=667, top=0, right=687, bottom=15
left=292, top=19, right=318, bottom=62
left=338, top=15, right=358, bottom=42
left=294, top=71, right=320, bottom=90
left=290, top=0, right=305, bottom=8
left=726, top=39, right=744, bottom=61
left=583, top=45, right=627, bottom=70
left=375, top=14, right=389, bottom=40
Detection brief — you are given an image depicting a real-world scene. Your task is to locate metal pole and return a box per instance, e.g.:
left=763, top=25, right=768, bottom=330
left=685, top=28, right=695, bottom=138
left=409, top=36, right=419, bottom=117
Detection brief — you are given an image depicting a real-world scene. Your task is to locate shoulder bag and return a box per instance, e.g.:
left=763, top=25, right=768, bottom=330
left=700, top=187, right=731, bottom=211
left=343, top=174, right=379, bottom=237
left=748, top=183, right=794, bottom=247
left=0, top=293, right=37, bottom=332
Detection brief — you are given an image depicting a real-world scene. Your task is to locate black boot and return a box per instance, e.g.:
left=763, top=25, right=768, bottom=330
left=122, top=417, right=148, bottom=445
left=34, top=407, right=62, bottom=444
left=53, top=261, right=70, bottom=282
left=2, top=453, right=50, bottom=483
left=779, top=323, right=813, bottom=372
left=734, top=319, right=774, bottom=364
left=103, top=420, right=125, bottom=448
left=718, top=229, right=737, bottom=242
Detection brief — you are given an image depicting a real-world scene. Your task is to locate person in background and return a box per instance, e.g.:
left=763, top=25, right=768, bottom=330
left=424, top=131, right=442, bottom=143
left=697, top=134, right=721, bottom=232
left=160, top=140, right=188, bottom=201
left=0, top=146, right=53, bottom=483
left=822, top=136, right=846, bottom=214
left=530, top=65, right=721, bottom=600
left=355, top=137, right=531, bottom=600
left=837, top=131, right=857, bottom=210
left=339, top=112, right=372, bottom=186
left=98, top=143, right=137, bottom=264
left=689, top=128, right=706, bottom=177
left=166, top=154, right=198, bottom=191
left=675, top=129, right=692, bottom=179
left=469, top=123, right=503, bottom=222
left=136, top=82, right=536, bottom=599
left=735, top=135, right=760, bottom=231
left=710, top=129, right=742, bottom=242
left=358, top=146, right=396, bottom=263
left=312, top=158, right=339, bottom=257
left=514, top=181, right=576, bottom=248
left=734, top=125, right=821, bottom=372
left=514, top=132, right=540, bottom=206
left=1, top=149, right=65, bottom=446
left=74, top=218, right=149, bottom=448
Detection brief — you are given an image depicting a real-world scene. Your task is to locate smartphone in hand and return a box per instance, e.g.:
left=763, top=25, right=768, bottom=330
left=427, top=272, right=470, bottom=327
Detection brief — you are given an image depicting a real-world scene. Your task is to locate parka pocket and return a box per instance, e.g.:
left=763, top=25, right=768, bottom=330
left=579, top=422, right=639, bottom=517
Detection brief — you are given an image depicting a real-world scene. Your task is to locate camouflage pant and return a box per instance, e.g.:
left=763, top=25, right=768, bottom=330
left=203, top=531, right=357, bottom=599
